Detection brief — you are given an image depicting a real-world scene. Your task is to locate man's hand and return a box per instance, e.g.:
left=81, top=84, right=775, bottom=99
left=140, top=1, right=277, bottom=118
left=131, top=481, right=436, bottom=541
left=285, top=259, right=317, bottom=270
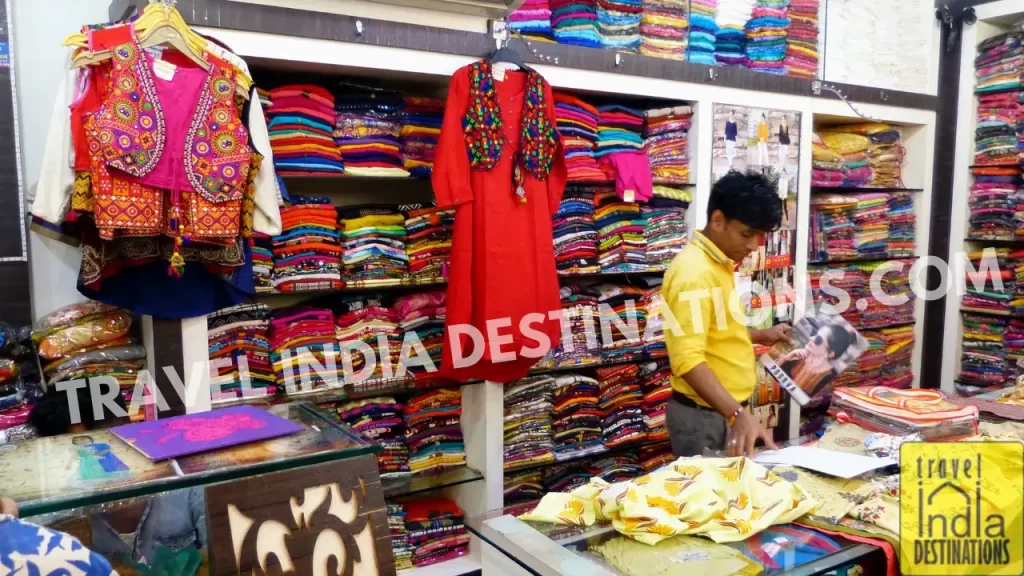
left=726, top=410, right=778, bottom=457
left=753, top=323, right=793, bottom=346
left=1, top=496, right=17, bottom=518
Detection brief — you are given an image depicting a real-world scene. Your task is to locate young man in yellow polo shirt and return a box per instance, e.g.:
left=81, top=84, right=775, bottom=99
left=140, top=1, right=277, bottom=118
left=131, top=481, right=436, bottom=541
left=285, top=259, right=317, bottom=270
left=664, top=171, right=791, bottom=458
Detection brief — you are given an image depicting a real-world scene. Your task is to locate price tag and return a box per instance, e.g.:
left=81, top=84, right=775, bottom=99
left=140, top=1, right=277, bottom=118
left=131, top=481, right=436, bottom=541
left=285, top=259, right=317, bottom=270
left=152, top=59, right=177, bottom=81
left=623, top=189, right=635, bottom=203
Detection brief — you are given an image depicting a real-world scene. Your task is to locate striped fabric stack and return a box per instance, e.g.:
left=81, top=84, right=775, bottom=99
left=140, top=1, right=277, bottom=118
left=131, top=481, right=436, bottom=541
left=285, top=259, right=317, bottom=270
left=688, top=0, right=719, bottom=65
left=509, top=0, right=553, bottom=38
left=744, top=0, right=790, bottom=75
left=266, top=85, right=343, bottom=176
left=551, top=0, right=601, bottom=47
left=555, top=93, right=606, bottom=181
left=639, top=0, right=689, bottom=60
left=785, top=0, right=819, bottom=78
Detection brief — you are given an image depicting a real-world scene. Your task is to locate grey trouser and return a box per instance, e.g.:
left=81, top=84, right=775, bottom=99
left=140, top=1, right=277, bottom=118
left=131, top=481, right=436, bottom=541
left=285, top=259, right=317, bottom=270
left=666, top=395, right=728, bottom=457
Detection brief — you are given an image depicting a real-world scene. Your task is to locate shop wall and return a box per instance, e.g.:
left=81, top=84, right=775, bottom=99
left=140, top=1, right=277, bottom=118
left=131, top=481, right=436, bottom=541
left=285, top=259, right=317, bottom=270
left=12, top=0, right=108, bottom=321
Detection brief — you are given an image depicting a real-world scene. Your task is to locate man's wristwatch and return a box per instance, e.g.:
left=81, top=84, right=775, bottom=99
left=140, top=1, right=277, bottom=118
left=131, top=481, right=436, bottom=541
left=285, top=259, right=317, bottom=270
left=726, top=406, right=743, bottom=427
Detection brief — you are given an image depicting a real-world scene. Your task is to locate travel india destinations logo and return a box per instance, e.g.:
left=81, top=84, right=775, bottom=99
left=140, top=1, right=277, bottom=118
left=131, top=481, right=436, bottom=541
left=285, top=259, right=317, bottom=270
left=900, top=442, right=1024, bottom=575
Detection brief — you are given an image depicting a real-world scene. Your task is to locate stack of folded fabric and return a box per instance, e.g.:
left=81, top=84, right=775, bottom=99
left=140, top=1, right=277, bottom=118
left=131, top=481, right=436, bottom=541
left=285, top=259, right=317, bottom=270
left=848, top=123, right=906, bottom=188
left=266, top=85, right=344, bottom=176
left=552, top=285, right=603, bottom=367
left=595, top=188, right=648, bottom=271
left=551, top=373, right=605, bottom=460
left=0, top=322, right=38, bottom=440
left=820, top=131, right=874, bottom=187
left=639, top=0, right=689, bottom=60
left=270, top=307, right=340, bottom=393
left=642, top=187, right=689, bottom=267
left=509, top=0, right=554, bottom=38
left=959, top=313, right=1009, bottom=387
left=588, top=453, right=643, bottom=482
left=644, top=105, right=692, bottom=183
left=975, top=31, right=1024, bottom=96
left=785, top=0, right=818, bottom=78
left=335, top=396, right=409, bottom=477
left=400, top=97, right=444, bottom=178
left=714, top=0, right=753, bottom=66
left=810, top=262, right=916, bottom=329
left=596, top=105, right=646, bottom=163
left=403, top=498, right=469, bottom=568
left=968, top=166, right=1021, bottom=240
left=404, top=206, right=454, bottom=279
left=251, top=234, right=274, bottom=292
left=887, top=192, right=916, bottom=256
left=504, top=470, right=546, bottom=504
left=744, top=0, right=789, bottom=75
left=973, top=39, right=1022, bottom=168
left=553, top=187, right=600, bottom=274
left=835, top=330, right=885, bottom=388
left=961, top=248, right=1012, bottom=315
left=811, top=134, right=846, bottom=188
left=638, top=360, right=671, bottom=442
left=809, top=194, right=856, bottom=261
left=551, top=0, right=601, bottom=47
left=339, top=206, right=408, bottom=282
left=851, top=193, right=889, bottom=259
left=1012, top=250, right=1024, bottom=314
left=555, top=93, right=606, bottom=182
left=334, top=295, right=402, bottom=383
left=394, top=291, right=446, bottom=375
left=880, top=326, right=915, bottom=389
left=1005, top=320, right=1024, bottom=369
left=334, top=84, right=408, bottom=177
left=597, top=0, right=643, bottom=49
left=386, top=504, right=414, bottom=572
left=688, top=0, right=719, bottom=65
left=504, top=376, right=556, bottom=471
left=597, top=364, right=647, bottom=449
left=597, top=284, right=648, bottom=361
left=639, top=441, right=674, bottom=472
left=542, top=460, right=594, bottom=493
left=404, top=388, right=466, bottom=474
left=35, top=305, right=142, bottom=405
left=272, top=197, right=343, bottom=292
left=642, top=287, right=666, bottom=357
left=208, top=303, right=275, bottom=401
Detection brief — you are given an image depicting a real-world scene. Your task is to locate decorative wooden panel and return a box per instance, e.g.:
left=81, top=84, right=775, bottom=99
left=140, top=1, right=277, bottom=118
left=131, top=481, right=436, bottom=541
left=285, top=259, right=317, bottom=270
left=206, top=455, right=396, bottom=576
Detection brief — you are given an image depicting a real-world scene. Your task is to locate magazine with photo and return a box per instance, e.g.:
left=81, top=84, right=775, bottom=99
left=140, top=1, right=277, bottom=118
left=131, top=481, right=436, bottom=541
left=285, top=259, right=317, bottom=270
left=759, top=313, right=868, bottom=405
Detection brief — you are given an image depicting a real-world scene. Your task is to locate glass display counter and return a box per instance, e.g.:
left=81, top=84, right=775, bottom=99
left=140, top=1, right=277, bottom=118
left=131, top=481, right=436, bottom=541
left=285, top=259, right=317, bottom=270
left=467, top=503, right=886, bottom=576
left=1, top=402, right=397, bottom=576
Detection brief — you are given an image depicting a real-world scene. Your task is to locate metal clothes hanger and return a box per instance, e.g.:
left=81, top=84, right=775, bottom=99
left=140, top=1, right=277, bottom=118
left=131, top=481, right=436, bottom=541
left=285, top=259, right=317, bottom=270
left=488, top=20, right=528, bottom=70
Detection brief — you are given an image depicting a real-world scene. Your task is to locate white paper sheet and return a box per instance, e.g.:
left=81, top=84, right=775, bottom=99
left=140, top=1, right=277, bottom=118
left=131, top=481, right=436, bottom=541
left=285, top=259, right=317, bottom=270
left=753, top=446, right=896, bottom=478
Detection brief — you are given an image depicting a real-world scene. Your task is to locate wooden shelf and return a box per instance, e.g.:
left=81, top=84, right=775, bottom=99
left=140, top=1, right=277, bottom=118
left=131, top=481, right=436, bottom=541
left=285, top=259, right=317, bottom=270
left=810, top=186, right=922, bottom=193
left=808, top=255, right=918, bottom=265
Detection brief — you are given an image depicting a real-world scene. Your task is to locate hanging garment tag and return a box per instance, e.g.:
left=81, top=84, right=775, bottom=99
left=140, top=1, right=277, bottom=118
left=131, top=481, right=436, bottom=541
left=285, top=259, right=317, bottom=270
left=623, top=189, right=635, bottom=203
left=492, top=64, right=507, bottom=82
left=152, top=59, right=177, bottom=82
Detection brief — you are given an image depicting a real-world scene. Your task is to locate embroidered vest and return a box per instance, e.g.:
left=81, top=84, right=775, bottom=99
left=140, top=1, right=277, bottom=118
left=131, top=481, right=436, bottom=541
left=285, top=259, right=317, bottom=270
left=96, top=38, right=251, bottom=204
left=461, top=60, right=558, bottom=181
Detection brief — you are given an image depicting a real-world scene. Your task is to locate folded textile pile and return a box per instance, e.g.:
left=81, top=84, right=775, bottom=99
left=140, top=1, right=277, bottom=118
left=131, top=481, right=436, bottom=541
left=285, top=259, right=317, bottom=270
left=334, top=295, right=402, bottom=383
left=744, top=0, right=789, bottom=75
left=887, top=192, right=916, bottom=256
left=266, top=85, right=344, bottom=176
left=504, top=376, right=556, bottom=471
left=272, top=197, right=343, bottom=292
left=510, top=0, right=554, bottom=37
left=404, top=498, right=469, bottom=567
left=1012, top=250, right=1024, bottom=314
left=0, top=319, right=40, bottom=440
left=639, top=0, right=689, bottom=60
left=552, top=373, right=605, bottom=460
left=819, top=131, right=873, bottom=187
left=595, top=188, right=648, bottom=272
left=811, top=133, right=845, bottom=188
left=974, top=32, right=1024, bottom=173
left=644, top=105, right=692, bottom=183
left=714, top=0, right=753, bottom=66
left=387, top=504, right=414, bottom=571
left=968, top=166, right=1023, bottom=240
left=962, top=248, right=1013, bottom=315
left=555, top=93, right=606, bottom=182
left=551, top=285, right=603, bottom=367
left=596, top=105, right=645, bottom=160
left=597, top=284, right=648, bottom=361
left=597, top=0, right=643, bottom=49
left=688, top=0, right=719, bottom=65
left=809, top=194, right=856, bottom=261
left=404, top=206, right=454, bottom=279
left=336, top=396, right=409, bottom=476
left=639, top=441, right=674, bottom=472
left=597, top=364, right=647, bottom=449
left=334, top=84, right=408, bottom=177
left=553, top=187, right=600, bottom=274
left=339, top=206, right=408, bottom=282
left=851, top=193, right=889, bottom=259
left=829, top=387, right=978, bottom=441
left=1005, top=319, right=1024, bottom=368
left=252, top=233, right=274, bottom=292
left=880, top=326, right=915, bottom=389
left=504, top=469, right=546, bottom=504
left=641, top=287, right=666, bottom=357
left=639, top=359, right=671, bottom=442
left=785, top=0, right=818, bottom=78
left=400, top=97, right=444, bottom=178
left=36, top=304, right=142, bottom=404
left=642, top=188, right=689, bottom=267
left=404, top=388, right=466, bottom=474
left=551, top=0, right=601, bottom=47
left=588, top=453, right=643, bottom=482
left=208, top=303, right=275, bottom=401
left=858, top=124, right=906, bottom=188
left=975, top=32, right=1024, bottom=96
left=831, top=330, right=885, bottom=389
left=270, top=307, right=340, bottom=393
left=960, top=313, right=1010, bottom=387
left=543, top=459, right=595, bottom=493
left=394, top=291, right=446, bottom=375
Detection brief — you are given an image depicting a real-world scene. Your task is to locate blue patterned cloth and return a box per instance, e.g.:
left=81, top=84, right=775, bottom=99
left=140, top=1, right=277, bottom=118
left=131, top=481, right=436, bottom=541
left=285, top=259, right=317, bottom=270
left=0, top=514, right=116, bottom=575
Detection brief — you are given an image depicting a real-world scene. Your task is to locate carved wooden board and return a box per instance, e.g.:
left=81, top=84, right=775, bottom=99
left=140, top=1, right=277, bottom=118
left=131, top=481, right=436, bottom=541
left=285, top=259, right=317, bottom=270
left=206, top=455, right=395, bottom=576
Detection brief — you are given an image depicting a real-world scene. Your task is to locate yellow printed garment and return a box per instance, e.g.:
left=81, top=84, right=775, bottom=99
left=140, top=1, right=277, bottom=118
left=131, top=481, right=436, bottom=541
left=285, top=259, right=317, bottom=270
left=520, top=457, right=816, bottom=544
left=591, top=534, right=764, bottom=576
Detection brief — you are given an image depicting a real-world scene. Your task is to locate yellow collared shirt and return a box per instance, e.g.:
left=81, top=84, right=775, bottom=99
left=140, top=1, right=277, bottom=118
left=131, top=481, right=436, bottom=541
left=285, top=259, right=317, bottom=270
left=662, top=231, right=756, bottom=405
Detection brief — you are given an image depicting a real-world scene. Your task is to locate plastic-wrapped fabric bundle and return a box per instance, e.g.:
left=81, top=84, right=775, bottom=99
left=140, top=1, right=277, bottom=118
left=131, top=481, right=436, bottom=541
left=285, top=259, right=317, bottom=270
left=886, top=192, right=916, bottom=257
left=509, top=0, right=554, bottom=38
left=688, top=0, right=719, bottom=65
left=959, top=313, right=1009, bottom=387
left=811, top=133, right=845, bottom=187
left=744, top=0, right=789, bottom=75
left=809, top=194, right=856, bottom=260
left=880, top=326, right=914, bottom=389
left=829, top=387, right=978, bottom=441
left=387, top=504, right=414, bottom=571
left=551, top=0, right=601, bottom=47
left=597, top=0, right=643, bottom=49
left=334, top=83, right=408, bottom=177
left=968, top=166, right=1023, bottom=240
left=785, top=0, right=819, bottom=78
left=644, top=105, right=692, bottom=183
left=639, top=0, right=689, bottom=60
left=714, top=0, right=754, bottom=66
left=961, top=248, right=1013, bottom=315
left=551, top=373, right=605, bottom=460
left=400, top=97, right=444, bottom=178
left=503, top=376, right=556, bottom=471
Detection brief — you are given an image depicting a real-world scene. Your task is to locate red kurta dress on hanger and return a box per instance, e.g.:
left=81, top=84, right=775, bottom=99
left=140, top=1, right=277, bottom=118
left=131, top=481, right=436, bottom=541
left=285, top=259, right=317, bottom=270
left=433, top=60, right=567, bottom=383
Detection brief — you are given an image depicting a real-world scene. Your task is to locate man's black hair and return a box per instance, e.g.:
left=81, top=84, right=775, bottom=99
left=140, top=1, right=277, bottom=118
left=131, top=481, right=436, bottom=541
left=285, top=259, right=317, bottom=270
left=707, top=170, right=783, bottom=232
left=29, top=386, right=127, bottom=438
